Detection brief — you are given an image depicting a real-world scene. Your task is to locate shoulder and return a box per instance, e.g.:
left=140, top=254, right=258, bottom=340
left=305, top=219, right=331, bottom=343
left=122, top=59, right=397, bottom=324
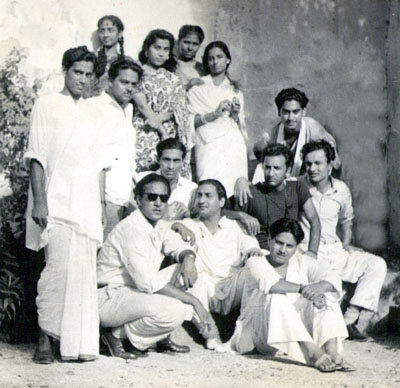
left=331, top=178, right=352, bottom=197
left=179, top=176, right=198, bottom=189
left=304, top=117, right=334, bottom=138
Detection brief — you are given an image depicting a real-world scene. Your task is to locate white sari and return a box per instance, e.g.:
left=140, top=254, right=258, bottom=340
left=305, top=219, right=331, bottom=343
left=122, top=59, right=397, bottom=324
left=187, top=75, right=248, bottom=197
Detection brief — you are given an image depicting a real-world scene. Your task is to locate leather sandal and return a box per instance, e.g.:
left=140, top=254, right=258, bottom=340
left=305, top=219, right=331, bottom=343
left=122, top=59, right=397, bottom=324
left=313, top=353, right=336, bottom=373
left=156, top=336, right=190, bottom=353
left=101, top=333, right=137, bottom=360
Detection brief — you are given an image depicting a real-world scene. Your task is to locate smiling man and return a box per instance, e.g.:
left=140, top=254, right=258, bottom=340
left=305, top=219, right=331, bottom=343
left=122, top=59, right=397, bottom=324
left=90, top=57, right=143, bottom=239
left=25, top=46, right=107, bottom=363
left=97, top=174, right=211, bottom=359
left=299, top=140, right=387, bottom=340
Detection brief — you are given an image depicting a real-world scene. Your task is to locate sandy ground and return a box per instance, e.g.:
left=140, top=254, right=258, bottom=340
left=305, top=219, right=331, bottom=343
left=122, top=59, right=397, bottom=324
left=1, top=331, right=399, bottom=388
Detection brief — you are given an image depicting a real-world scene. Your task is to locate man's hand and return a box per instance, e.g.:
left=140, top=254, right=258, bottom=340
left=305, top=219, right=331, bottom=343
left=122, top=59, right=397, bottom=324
left=238, top=212, right=260, bottom=236
left=171, top=222, right=196, bottom=245
left=304, top=250, right=318, bottom=259
left=243, top=248, right=265, bottom=262
left=32, top=201, right=48, bottom=228
left=180, top=255, right=198, bottom=290
left=167, top=202, right=190, bottom=220
left=193, top=300, right=213, bottom=333
left=186, top=77, right=204, bottom=91
left=300, top=282, right=327, bottom=303
left=234, top=177, right=252, bottom=207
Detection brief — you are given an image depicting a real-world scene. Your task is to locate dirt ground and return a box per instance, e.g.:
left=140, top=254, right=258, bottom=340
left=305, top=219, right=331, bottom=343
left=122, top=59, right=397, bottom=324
left=1, top=331, right=399, bottom=388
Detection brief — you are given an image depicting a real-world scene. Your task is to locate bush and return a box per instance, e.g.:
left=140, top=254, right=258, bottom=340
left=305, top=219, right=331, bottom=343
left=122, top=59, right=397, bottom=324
left=0, top=48, right=42, bottom=342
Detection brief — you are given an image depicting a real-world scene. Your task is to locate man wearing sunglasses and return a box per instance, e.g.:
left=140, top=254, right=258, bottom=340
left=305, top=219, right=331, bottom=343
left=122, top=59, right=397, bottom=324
left=96, top=173, right=212, bottom=359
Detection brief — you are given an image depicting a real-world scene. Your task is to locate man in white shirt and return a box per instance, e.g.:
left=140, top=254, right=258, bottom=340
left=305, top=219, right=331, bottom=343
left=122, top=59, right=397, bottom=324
left=299, top=140, right=387, bottom=340
left=25, top=46, right=106, bottom=363
left=97, top=173, right=212, bottom=359
left=175, top=179, right=266, bottom=349
left=136, top=138, right=198, bottom=220
left=90, top=57, right=143, bottom=239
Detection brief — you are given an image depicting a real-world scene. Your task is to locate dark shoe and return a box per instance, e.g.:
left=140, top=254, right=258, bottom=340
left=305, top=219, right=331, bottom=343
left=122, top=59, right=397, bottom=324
left=347, top=324, right=369, bottom=342
left=123, top=339, right=149, bottom=358
left=101, top=333, right=137, bottom=360
left=33, top=330, right=54, bottom=364
left=156, top=336, right=190, bottom=353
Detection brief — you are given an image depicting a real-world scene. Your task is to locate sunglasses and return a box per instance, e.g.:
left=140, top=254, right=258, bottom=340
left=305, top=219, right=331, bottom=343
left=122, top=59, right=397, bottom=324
left=142, top=192, right=169, bottom=203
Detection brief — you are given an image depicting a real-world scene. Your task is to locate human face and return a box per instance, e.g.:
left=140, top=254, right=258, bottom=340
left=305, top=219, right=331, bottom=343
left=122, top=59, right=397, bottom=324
left=207, top=47, right=229, bottom=76
left=279, top=100, right=305, bottom=134
left=178, top=33, right=201, bottom=61
left=159, top=149, right=184, bottom=183
left=147, top=38, right=170, bottom=68
left=137, top=181, right=169, bottom=225
left=109, top=69, right=139, bottom=107
left=64, top=61, right=94, bottom=100
left=196, top=184, right=225, bottom=220
left=263, top=155, right=289, bottom=190
left=304, top=149, right=331, bottom=186
left=98, top=19, right=121, bottom=48
left=268, top=232, right=298, bottom=267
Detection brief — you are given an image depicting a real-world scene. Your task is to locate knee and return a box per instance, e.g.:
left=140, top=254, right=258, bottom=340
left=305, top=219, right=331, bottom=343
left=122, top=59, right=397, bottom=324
left=156, top=299, right=187, bottom=330
left=368, top=254, right=387, bottom=277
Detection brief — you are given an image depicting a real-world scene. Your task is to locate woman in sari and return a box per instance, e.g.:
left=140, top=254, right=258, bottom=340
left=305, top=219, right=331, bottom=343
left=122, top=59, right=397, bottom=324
left=132, top=29, right=192, bottom=178
left=186, top=41, right=248, bottom=197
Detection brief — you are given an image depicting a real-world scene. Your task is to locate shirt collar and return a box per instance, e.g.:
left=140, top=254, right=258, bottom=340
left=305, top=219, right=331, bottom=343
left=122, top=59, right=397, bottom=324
left=303, top=175, right=338, bottom=196
left=100, top=91, right=133, bottom=116
left=132, top=209, right=156, bottom=233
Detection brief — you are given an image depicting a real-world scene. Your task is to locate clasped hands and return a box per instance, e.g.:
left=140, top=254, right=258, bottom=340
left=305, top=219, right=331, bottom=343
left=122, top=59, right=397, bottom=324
left=300, top=282, right=328, bottom=309
left=216, top=97, right=240, bottom=120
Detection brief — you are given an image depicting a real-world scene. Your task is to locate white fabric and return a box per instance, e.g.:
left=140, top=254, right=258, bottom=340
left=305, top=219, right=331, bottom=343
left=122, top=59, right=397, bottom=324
left=97, top=209, right=196, bottom=293
left=232, top=252, right=347, bottom=364
left=175, top=217, right=262, bottom=315
left=25, top=92, right=108, bottom=250
left=37, top=224, right=99, bottom=360
left=187, top=75, right=248, bottom=197
left=89, top=93, right=137, bottom=206
left=176, top=59, right=203, bottom=87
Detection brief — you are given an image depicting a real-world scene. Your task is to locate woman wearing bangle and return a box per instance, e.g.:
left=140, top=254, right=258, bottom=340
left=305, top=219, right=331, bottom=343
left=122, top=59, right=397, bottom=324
left=187, top=41, right=248, bottom=197
left=132, top=29, right=192, bottom=178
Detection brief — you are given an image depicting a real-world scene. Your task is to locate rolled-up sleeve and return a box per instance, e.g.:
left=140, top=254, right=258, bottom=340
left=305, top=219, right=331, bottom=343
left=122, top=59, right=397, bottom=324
left=245, top=256, right=281, bottom=295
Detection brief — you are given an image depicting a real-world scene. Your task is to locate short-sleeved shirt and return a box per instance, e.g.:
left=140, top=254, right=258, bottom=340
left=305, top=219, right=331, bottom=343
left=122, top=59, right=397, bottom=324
left=299, top=176, right=354, bottom=246
left=239, top=180, right=311, bottom=249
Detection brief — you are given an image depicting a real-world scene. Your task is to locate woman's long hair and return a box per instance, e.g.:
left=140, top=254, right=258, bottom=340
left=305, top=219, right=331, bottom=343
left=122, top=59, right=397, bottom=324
left=202, top=41, right=239, bottom=91
left=138, top=29, right=177, bottom=73
left=96, top=15, right=125, bottom=77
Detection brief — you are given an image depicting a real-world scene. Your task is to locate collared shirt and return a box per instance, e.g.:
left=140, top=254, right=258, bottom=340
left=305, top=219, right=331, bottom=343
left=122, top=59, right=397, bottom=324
left=90, top=92, right=137, bottom=206
left=299, top=176, right=353, bottom=246
left=25, top=92, right=108, bottom=249
left=97, top=209, right=195, bottom=293
left=178, top=217, right=261, bottom=280
left=136, top=170, right=198, bottom=208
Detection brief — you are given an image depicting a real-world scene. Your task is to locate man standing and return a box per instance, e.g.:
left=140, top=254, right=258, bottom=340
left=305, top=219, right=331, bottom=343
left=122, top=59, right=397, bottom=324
left=300, top=140, right=387, bottom=340
left=91, top=57, right=143, bottom=238
left=25, top=46, right=106, bottom=363
left=136, top=138, right=198, bottom=220
left=231, top=144, right=321, bottom=256
left=251, top=88, right=340, bottom=184
left=97, top=174, right=211, bottom=359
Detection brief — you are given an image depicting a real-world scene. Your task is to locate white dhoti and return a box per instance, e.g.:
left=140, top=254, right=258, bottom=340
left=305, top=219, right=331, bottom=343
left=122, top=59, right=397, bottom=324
left=37, top=224, right=99, bottom=360
left=98, top=265, right=188, bottom=351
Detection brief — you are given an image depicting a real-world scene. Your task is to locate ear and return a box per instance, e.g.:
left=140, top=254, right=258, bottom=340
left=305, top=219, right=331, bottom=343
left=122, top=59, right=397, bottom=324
left=328, top=162, right=333, bottom=175
left=219, top=197, right=226, bottom=209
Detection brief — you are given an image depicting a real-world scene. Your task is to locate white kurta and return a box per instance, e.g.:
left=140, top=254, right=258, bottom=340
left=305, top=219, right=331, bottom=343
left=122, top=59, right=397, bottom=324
left=187, top=75, right=248, bottom=197
left=25, top=92, right=108, bottom=360
left=231, top=252, right=348, bottom=364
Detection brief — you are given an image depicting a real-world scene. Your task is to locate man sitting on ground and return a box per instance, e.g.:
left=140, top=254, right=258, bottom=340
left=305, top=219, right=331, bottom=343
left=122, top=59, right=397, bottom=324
left=299, top=140, right=387, bottom=340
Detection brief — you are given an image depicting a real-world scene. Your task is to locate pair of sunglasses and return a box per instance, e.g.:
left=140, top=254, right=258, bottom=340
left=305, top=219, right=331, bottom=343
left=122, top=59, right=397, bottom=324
left=142, top=192, right=169, bottom=203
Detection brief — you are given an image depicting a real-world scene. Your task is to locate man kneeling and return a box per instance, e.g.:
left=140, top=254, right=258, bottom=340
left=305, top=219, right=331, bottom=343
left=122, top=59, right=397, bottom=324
left=97, top=174, right=211, bottom=359
left=227, top=218, right=354, bottom=372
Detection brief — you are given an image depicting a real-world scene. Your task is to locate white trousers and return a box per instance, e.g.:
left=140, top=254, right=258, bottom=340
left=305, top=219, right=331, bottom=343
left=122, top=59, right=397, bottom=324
left=37, top=224, right=99, bottom=360
left=98, top=266, right=188, bottom=351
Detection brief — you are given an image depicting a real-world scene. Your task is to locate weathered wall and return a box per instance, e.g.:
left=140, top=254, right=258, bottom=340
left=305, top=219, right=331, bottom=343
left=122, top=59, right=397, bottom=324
left=215, top=0, right=389, bottom=251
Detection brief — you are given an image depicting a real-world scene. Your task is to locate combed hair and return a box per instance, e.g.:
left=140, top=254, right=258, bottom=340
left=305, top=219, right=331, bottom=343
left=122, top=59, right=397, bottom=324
left=134, top=173, right=171, bottom=199
left=108, top=56, right=143, bottom=82
left=270, top=218, right=305, bottom=244
left=301, top=139, right=336, bottom=164
left=178, top=25, right=205, bottom=43
left=96, top=15, right=125, bottom=77
left=198, top=179, right=227, bottom=201
left=138, top=29, right=178, bottom=72
left=274, top=88, right=309, bottom=111
left=156, top=138, right=187, bottom=159
left=261, top=143, right=294, bottom=169
left=62, top=46, right=97, bottom=72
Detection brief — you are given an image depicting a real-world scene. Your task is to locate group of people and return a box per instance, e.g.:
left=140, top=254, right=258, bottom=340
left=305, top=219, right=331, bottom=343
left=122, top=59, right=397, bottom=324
left=25, top=15, right=387, bottom=374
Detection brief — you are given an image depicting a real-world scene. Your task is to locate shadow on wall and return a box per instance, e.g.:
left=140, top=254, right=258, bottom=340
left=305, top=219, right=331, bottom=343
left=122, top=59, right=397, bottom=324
left=215, top=0, right=388, bottom=252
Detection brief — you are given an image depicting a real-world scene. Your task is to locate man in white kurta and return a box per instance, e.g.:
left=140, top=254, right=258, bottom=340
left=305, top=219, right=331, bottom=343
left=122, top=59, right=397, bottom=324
left=25, top=46, right=107, bottom=362
left=229, top=218, right=349, bottom=371
left=174, top=179, right=265, bottom=348
left=90, top=58, right=142, bottom=239
left=299, top=140, right=387, bottom=340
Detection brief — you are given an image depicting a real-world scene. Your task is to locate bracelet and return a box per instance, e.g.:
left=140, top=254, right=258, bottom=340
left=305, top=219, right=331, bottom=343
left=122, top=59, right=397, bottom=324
left=200, top=114, right=208, bottom=125
left=299, top=284, right=306, bottom=294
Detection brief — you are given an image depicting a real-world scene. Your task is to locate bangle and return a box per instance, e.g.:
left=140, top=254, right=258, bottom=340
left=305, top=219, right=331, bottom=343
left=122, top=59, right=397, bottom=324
left=299, top=284, right=306, bottom=294
left=200, top=114, right=207, bottom=125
